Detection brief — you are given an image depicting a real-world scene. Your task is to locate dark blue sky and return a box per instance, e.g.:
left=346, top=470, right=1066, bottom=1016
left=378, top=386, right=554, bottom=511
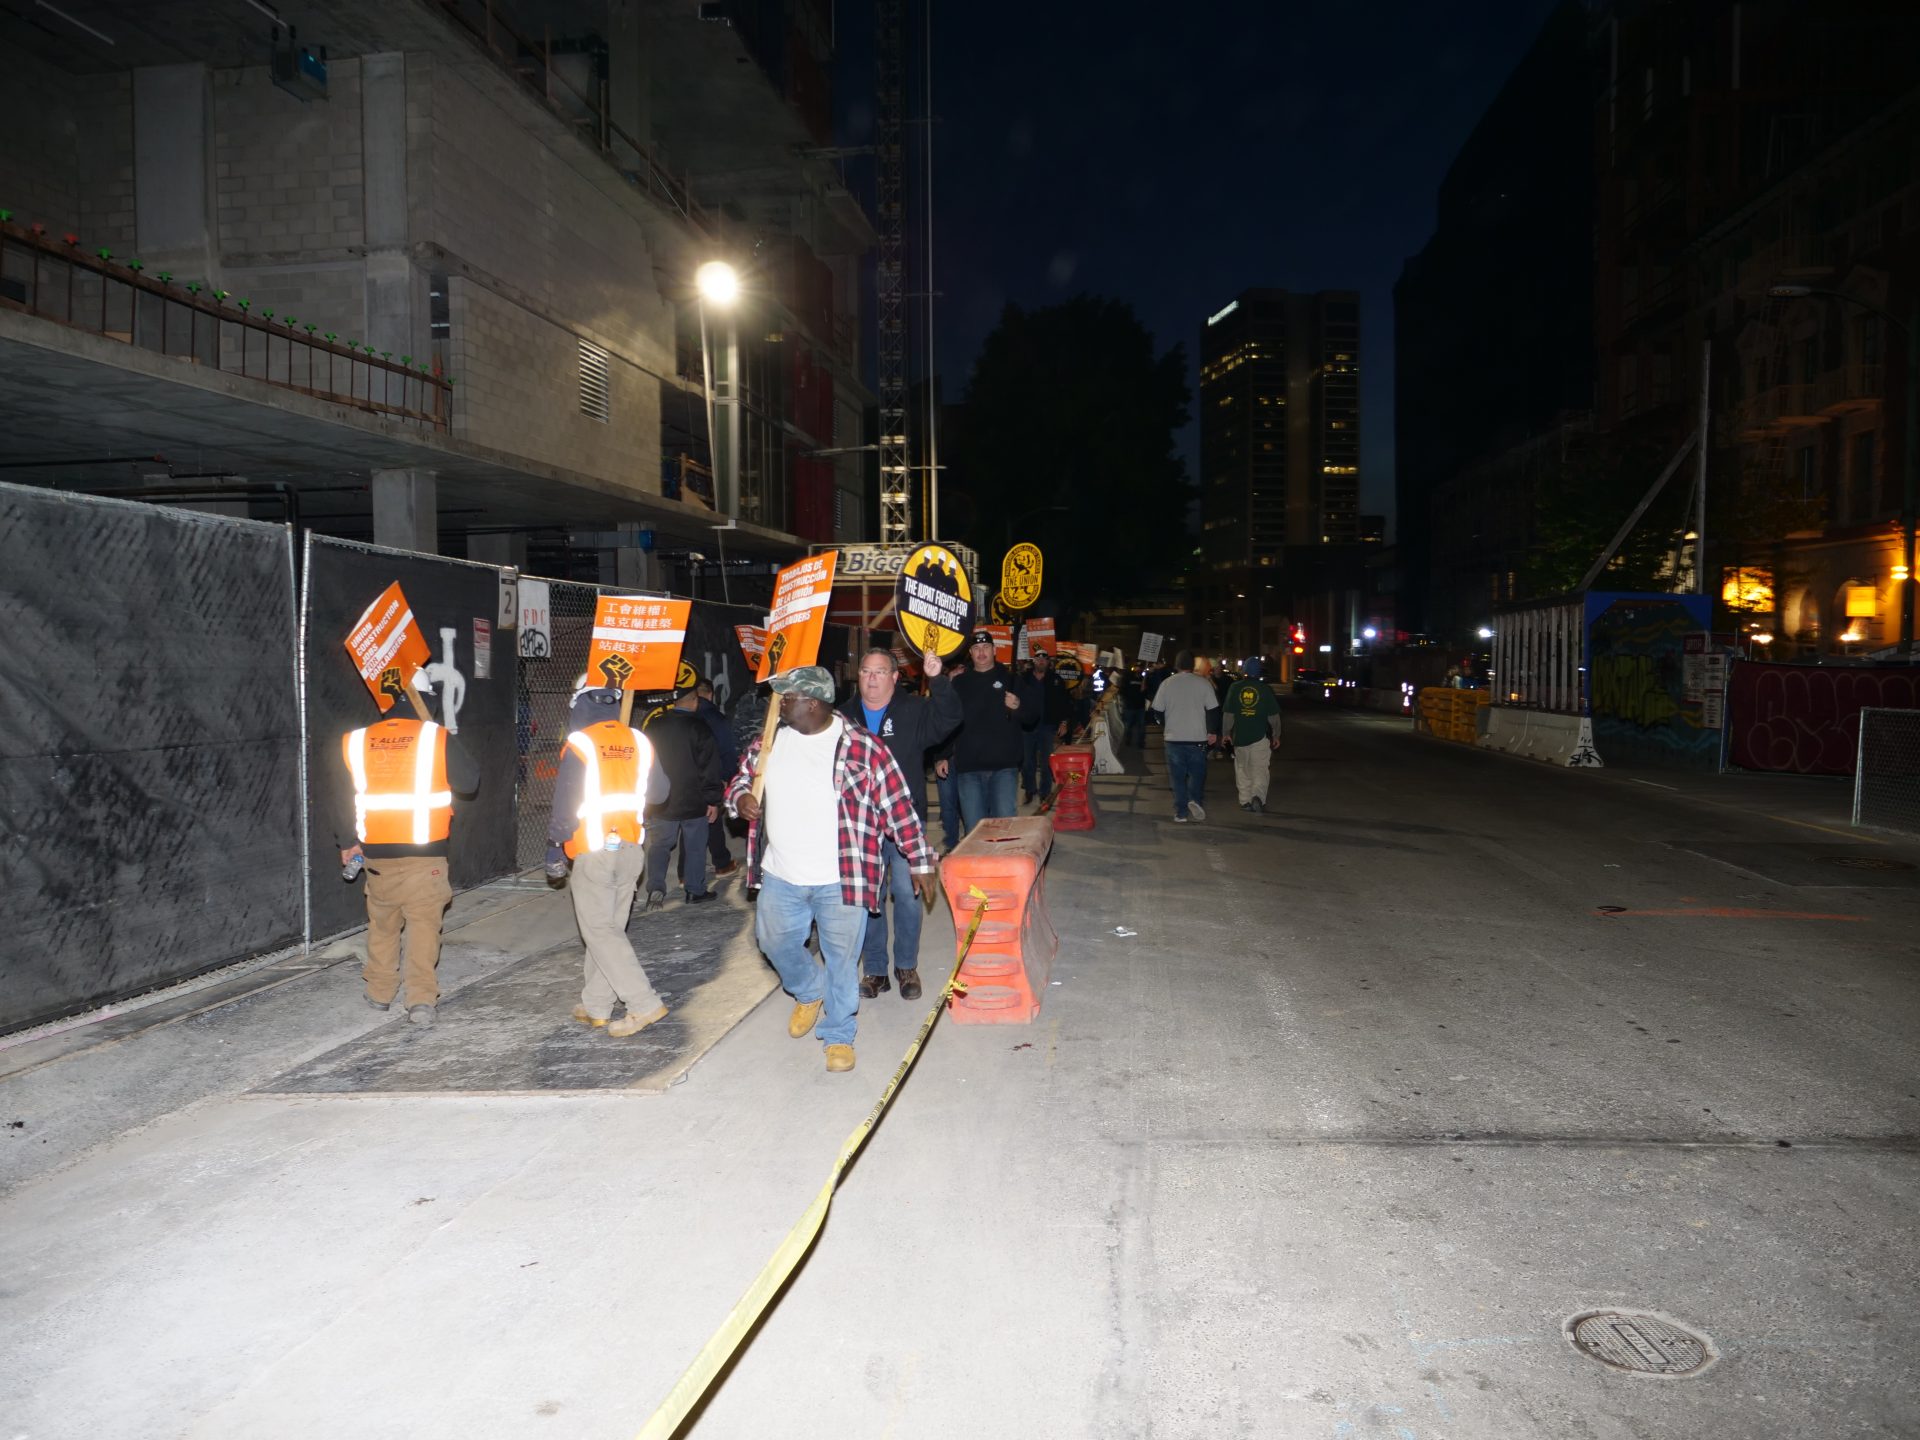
left=840, top=0, right=1566, bottom=534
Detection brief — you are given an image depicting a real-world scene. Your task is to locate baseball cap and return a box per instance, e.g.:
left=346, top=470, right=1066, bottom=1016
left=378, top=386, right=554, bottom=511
left=768, top=665, right=835, bottom=702
left=969, top=628, right=995, bottom=646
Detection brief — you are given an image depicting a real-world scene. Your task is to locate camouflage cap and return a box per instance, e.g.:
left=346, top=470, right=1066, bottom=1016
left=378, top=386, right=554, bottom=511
left=768, top=665, right=835, bottom=703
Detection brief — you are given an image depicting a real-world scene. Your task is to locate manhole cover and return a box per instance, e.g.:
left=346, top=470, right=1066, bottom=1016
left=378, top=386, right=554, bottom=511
left=1566, top=1311, right=1716, bottom=1377
left=1822, top=854, right=1915, bottom=872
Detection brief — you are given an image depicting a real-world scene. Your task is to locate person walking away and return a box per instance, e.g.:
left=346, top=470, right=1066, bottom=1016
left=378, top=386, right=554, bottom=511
left=726, top=666, right=940, bottom=1072
left=841, top=645, right=961, bottom=999
left=1120, top=666, right=1147, bottom=749
left=1016, top=647, right=1072, bottom=804
left=337, top=685, right=479, bottom=1028
left=1221, top=661, right=1283, bottom=812
left=693, top=677, right=740, bottom=876
left=544, top=679, right=672, bottom=1036
left=948, top=629, right=1025, bottom=831
left=641, top=674, right=724, bottom=910
left=1150, top=650, right=1221, bottom=823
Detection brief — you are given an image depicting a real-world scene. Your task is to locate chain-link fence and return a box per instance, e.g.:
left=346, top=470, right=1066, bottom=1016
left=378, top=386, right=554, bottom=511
left=1853, top=707, right=1920, bottom=836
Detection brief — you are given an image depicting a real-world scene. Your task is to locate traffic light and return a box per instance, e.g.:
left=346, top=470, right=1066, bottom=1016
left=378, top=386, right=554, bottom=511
left=1290, top=622, right=1306, bottom=656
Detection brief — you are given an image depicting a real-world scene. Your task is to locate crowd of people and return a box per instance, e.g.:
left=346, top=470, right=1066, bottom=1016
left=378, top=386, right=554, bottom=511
left=332, top=631, right=1288, bottom=1075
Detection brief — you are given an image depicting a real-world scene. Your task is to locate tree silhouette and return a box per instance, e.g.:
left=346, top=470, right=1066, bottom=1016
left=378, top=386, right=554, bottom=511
left=948, top=296, right=1192, bottom=614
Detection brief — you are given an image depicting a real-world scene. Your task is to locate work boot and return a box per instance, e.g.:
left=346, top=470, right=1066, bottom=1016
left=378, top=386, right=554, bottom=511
left=364, top=991, right=393, bottom=1012
left=608, top=1004, right=667, bottom=1038
left=685, top=890, right=716, bottom=905
left=896, top=968, right=923, bottom=1001
left=859, top=972, right=891, bottom=999
left=570, top=1005, right=608, bottom=1028
left=712, top=860, right=740, bottom=877
left=643, top=891, right=665, bottom=913
left=824, top=1044, right=856, bottom=1073
left=788, top=999, right=823, bottom=1038
left=407, top=1004, right=435, bottom=1029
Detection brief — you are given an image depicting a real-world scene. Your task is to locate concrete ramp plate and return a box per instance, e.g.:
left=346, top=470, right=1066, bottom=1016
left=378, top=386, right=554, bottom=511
left=257, top=895, right=776, bottom=1095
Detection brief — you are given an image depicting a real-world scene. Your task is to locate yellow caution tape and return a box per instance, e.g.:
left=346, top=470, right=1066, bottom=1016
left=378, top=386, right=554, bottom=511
left=634, top=887, right=993, bottom=1440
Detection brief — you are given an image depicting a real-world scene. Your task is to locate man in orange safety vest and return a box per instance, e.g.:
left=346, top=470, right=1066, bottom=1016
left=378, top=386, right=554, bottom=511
left=544, top=678, right=672, bottom=1037
left=337, top=688, right=479, bottom=1027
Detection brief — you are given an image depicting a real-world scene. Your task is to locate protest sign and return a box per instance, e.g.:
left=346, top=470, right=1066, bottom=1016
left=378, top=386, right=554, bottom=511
left=894, top=543, right=975, bottom=656
left=735, top=624, right=768, bottom=670
left=999, top=542, right=1043, bottom=611
left=758, top=551, right=838, bottom=681
left=1024, top=616, right=1056, bottom=658
left=981, top=624, right=1014, bottom=665
left=344, top=580, right=432, bottom=714
left=585, top=595, right=692, bottom=694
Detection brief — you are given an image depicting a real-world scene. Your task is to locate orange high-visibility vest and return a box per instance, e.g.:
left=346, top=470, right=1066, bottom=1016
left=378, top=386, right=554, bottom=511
left=342, top=719, right=453, bottom=846
left=563, top=720, right=654, bottom=859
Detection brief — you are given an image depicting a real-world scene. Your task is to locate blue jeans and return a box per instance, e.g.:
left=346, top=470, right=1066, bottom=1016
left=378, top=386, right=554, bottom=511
left=1021, top=726, right=1055, bottom=798
left=1166, top=742, right=1208, bottom=818
left=755, top=873, right=869, bottom=1047
left=860, top=839, right=923, bottom=976
left=645, top=816, right=709, bottom=898
left=935, top=767, right=962, bottom=850
left=955, top=767, right=1019, bottom=834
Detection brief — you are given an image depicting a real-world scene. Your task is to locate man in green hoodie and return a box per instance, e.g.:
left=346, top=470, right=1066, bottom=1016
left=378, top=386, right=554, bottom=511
left=1222, top=660, right=1283, bottom=813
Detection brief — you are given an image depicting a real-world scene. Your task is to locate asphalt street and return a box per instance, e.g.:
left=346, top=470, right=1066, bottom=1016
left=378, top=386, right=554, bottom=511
left=3, top=703, right=1917, bottom=1438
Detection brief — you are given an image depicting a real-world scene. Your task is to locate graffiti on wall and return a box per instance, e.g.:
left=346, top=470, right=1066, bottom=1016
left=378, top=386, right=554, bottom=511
left=1585, top=592, right=1716, bottom=768
left=1727, top=663, right=1920, bottom=775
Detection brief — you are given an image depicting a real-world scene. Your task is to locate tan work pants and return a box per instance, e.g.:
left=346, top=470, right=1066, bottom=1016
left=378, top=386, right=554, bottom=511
left=1233, top=742, right=1273, bottom=806
left=363, top=856, right=453, bottom=1007
left=569, top=846, right=664, bottom=1020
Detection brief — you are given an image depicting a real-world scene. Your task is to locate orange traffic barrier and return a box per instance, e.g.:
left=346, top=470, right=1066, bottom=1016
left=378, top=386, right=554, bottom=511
left=1047, top=743, right=1095, bottom=831
left=937, top=815, right=1058, bottom=1024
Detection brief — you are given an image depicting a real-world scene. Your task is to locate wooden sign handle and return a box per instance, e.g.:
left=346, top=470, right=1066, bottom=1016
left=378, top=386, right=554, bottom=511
left=619, top=688, right=636, bottom=727
left=748, top=692, right=782, bottom=803
left=405, top=681, right=432, bottom=722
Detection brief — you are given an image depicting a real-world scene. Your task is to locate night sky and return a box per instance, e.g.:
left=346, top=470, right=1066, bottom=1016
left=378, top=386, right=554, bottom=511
left=839, top=0, right=1566, bottom=534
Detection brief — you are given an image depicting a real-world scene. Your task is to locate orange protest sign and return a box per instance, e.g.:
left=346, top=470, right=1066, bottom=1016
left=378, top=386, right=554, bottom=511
left=344, top=581, right=432, bottom=713
left=982, top=624, right=1014, bottom=665
left=1075, top=642, right=1099, bottom=670
left=585, top=595, right=692, bottom=692
left=757, top=551, right=838, bottom=680
left=1024, top=616, right=1055, bottom=657
left=735, top=624, right=768, bottom=669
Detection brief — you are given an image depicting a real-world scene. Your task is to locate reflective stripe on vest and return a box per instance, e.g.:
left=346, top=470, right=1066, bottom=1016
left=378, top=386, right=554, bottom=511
left=566, top=723, right=648, bottom=855
left=345, top=720, right=453, bottom=845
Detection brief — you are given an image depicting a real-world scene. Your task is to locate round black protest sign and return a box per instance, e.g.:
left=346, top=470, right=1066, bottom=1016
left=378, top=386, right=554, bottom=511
left=894, top=544, right=974, bottom=655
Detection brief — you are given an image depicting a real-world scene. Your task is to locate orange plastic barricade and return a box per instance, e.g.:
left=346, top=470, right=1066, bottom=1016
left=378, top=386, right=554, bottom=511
left=1047, top=743, right=1095, bottom=831
left=937, top=815, right=1058, bottom=1024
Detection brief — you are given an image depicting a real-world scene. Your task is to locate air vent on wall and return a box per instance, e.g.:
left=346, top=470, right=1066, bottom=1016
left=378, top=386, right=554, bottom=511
left=579, top=340, right=610, bottom=422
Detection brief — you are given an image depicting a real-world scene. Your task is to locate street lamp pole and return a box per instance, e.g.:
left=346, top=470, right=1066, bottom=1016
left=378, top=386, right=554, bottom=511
left=696, top=261, right=741, bottom=519
left=1768, top=284, right=1917, bottom=657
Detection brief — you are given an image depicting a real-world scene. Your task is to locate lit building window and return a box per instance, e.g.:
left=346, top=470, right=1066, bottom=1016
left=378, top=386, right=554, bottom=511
left=1845, top=583, right=1879, bottom=619
left=1720, top=566, right=1774, bottom=611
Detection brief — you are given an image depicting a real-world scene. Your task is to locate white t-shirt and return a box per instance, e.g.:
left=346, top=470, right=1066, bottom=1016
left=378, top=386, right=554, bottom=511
left=760, top=717, right=844, bottom=887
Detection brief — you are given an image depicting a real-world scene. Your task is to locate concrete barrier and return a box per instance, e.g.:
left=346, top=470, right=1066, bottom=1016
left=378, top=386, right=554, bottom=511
left=1480, top=706, right=1604, bottom=767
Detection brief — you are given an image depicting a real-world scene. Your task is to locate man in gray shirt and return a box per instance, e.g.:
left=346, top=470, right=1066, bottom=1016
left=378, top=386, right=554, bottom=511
left=1149, top=650, right=1221, bottom=823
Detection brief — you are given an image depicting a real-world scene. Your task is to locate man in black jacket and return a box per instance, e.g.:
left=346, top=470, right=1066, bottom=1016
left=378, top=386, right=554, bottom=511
left=640, top=676, right=725, bottom=910
left=949, top=628, right=1025, bottom=832
left=840, top=645, right=962, bottom=998
left=1016, top=647, right=1073, bottom=804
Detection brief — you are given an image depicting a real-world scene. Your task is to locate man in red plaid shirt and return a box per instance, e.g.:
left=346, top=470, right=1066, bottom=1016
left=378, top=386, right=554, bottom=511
left=726, top=665, right=941, bottom=1072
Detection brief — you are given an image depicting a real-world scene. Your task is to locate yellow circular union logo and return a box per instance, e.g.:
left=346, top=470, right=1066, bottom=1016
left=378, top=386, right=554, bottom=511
left=1000, top=542, right=1043, bottom=610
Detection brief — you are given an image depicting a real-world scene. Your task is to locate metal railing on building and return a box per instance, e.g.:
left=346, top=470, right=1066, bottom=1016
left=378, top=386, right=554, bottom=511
left=0, top=219, right=451, bottom=429
left=1490, top=597, right=1587, bottom=714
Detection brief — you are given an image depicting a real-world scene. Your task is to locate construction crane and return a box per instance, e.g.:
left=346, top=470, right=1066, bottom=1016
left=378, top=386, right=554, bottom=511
left=874, top=0, right=910, bottom=543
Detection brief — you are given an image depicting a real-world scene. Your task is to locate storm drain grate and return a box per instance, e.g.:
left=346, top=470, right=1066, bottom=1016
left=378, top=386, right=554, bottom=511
left=1566, top=1311, right=1716, bottom=1377
left=1822, top=854, right=1914, bottom=872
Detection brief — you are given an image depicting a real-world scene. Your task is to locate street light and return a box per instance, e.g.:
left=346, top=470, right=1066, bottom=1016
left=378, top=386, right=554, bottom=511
left=696, top=261, right=741, bottom=520
left=1768, top=282, right=1917, bottom=657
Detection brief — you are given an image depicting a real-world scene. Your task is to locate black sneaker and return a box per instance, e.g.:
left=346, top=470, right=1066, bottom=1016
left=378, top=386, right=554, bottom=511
left=685, top=890, right=716, bottom=904
left=859, top=972, right=891, bottom=998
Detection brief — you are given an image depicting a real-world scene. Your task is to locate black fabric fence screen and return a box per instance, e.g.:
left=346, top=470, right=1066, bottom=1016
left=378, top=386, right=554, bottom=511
left=0, top=484, right=303, bottom=1032
left=302, top=534, right=519, bottom=941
